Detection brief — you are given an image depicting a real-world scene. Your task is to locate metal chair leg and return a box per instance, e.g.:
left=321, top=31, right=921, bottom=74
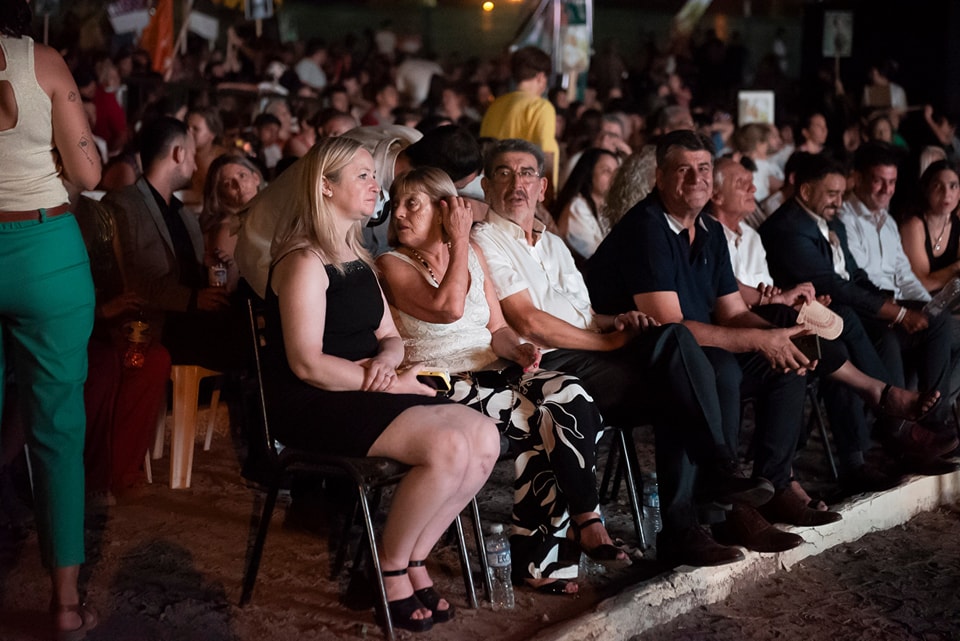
left=453, top=513, right=478, bottom=608
left=807, top=385, right=838, bottom=480
left=357, top=484, right=395, bottom=641
left=618, top=428, right=647, bottom=550
left=240, top=481, right=280, bottom=606
left=470, top=497, right=492, bottom=602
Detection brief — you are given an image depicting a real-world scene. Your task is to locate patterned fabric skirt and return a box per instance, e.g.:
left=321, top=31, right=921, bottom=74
left=449, top=368, right=603, bottom=582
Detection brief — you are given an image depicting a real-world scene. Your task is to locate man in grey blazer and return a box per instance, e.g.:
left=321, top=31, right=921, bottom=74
left=104, top=117, right=235, bottom=369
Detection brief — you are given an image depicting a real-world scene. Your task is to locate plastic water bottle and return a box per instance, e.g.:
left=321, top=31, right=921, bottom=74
left=642, top=473, right=662, bottom=542
left=485, top=523, right=515, bottom=610
left=924, top=277, right=960, bottom=317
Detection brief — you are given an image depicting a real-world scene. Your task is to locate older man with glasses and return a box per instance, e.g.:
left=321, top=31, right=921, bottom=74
left=471, top=138, right=774, bottom=568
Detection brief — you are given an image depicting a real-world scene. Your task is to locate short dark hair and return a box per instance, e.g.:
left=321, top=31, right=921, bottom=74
left=853, top=141, right=900, bottom=174
left=253, top=113, right=281, bottom=129
left=138, top=116, right=189, bottom=170
left=793, top=152, right=846, bottom=188
left=405, top=125, right=482, bottom=184
left=511, top=46, right=552, bottom=83
left=483, top=139, right=545, bottom=179
left=0, top=0, right=31, bottom=38
left=655, top=130, right=715, bottom=168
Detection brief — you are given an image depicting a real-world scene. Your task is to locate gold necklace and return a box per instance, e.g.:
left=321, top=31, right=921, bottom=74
left=408, top=247, right=440, bottom=285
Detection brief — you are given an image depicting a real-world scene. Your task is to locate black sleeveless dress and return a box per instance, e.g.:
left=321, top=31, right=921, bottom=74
left=923, top=214, right=960, bottom=275
left=262, top=258, right=449, bottom=456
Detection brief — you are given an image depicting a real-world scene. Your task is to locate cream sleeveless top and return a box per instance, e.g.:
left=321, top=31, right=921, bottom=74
left=387, top=246, right=502, bottom=373
left=0, top=36, right=69, bottom=210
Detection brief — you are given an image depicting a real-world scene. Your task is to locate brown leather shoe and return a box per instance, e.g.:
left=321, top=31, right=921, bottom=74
left=712, top=503, right=805, bottom=553
left=759, top=488, right=842, bottom=527
left=886, top=422, right=959, bottom=459
left=656, top=526, right=745, bottom=567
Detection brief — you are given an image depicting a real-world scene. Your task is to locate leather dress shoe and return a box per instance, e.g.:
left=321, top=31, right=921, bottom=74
left=759, top=488, right=842, bottom=527
left=698, top=474, right=774, bottom=508
left=656, top=526, right=745, bottom=567
left=712, top=503, right=805, bottom=553
left=884, top=422, right=959, bottom=460
left=838, top=464, right=902, bottom=496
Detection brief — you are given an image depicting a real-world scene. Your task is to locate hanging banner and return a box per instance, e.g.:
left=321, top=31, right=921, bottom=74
left=139, top=0, right=174, bottom=76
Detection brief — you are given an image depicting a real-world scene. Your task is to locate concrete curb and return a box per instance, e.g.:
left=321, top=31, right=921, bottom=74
left=532, top=469, right=960, bottom=641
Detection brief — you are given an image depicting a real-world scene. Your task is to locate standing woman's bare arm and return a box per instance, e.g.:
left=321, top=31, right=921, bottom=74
left=34, top=44, right=101, bottom=190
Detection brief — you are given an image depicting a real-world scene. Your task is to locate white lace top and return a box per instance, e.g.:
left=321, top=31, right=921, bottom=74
left=387, top=246, right=501, bottom=372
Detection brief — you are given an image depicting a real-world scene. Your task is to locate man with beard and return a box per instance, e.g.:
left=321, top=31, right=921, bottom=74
left=106, top=116, right=236, bottom=369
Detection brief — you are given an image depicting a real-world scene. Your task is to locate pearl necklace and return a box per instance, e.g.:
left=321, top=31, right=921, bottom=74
left=408, top=247, right=440, bottom=285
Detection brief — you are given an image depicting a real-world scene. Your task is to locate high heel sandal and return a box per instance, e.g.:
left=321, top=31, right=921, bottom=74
left=52, top=603, right=98, bottom=641
left=375, top=568, right=434, bottom=633
left=568, top=517, right=628, bottom=563
left=408, top=560, right=455, bottom=623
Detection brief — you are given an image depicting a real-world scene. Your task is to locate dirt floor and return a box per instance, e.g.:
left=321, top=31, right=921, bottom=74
left=0, top=401, right=956, bottom=641
left=643, top=504, right=960, bottom=641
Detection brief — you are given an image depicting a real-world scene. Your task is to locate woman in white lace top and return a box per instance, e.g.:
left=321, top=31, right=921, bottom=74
left=377, top=168, right=630, bottom=596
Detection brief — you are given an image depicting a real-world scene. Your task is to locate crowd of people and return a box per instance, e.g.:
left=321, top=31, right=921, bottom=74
left=5, top=1, right=960, bottom=637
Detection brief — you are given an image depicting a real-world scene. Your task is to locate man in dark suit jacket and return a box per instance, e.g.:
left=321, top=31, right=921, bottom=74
left=104, top=117, right=236, bottom=369
left=759, top=154, right=957, bottom=462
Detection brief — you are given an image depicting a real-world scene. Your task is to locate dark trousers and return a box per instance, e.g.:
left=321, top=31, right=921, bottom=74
left=541, top=323, right=727, bottom=533
left=860, top=301, right=953, bottom=425
left=701, top=347, right=806, bottom=490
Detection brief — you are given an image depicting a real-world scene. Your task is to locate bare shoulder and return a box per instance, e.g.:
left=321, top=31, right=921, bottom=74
left=272, top=247, right=329, bottom=294
left=33, top=42, right=73, bottom=95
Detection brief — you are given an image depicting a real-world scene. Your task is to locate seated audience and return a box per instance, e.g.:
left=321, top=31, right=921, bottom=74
left=472, top=138, right=776, bottom=567
left=262, top=136, right=499, bottom=631
left=710, top=158, right=935, bottom=494
left=378, top=167, right=625, bottom=594
left=761, top=152, right=959, bottom=463
left=588, top=131, right=842, bottom=543
left=105, top=117, right=242, bottom=371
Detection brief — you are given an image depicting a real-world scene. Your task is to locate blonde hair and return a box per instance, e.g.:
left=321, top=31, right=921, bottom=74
left=386, top=167, right=458, bottom=247
left=272, top=136, right=374, bottom=273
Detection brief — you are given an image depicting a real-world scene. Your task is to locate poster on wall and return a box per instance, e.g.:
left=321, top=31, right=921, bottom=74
left=822, top=11, right=853, bottom=58
left=737, top=90, right=775, bottom=126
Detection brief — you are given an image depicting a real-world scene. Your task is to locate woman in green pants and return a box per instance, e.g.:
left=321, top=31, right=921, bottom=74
left=0, top=2, right=102, bottom=639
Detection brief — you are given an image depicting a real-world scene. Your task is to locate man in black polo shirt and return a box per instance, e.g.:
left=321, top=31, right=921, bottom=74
left=588, top=130, right=842, bottom=547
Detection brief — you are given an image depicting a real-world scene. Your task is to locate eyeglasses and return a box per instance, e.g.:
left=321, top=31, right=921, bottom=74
left=489, top=167, right=541, bottom=184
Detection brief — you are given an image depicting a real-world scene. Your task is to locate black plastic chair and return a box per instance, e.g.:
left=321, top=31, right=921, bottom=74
left=240, top=298, right=484, bottom=640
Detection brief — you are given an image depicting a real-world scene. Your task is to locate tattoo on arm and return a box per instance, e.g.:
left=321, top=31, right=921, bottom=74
left=68, top=91, right=77, bottom=102
left=78, top=135, right=95, bottom=166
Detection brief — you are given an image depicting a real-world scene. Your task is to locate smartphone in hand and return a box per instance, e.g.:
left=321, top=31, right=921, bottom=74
left=416, top=370, right=452, bottom=393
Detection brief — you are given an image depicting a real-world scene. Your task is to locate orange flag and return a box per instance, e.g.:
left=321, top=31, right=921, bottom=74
left=139, top=0, right=174, bottom=78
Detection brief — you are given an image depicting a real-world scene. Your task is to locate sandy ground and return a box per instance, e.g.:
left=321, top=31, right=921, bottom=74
left=644, top=503, right=960, bottom=641
left=0, top=401, right=953, bottom=641
left=0, top=407, right=663, bottom=641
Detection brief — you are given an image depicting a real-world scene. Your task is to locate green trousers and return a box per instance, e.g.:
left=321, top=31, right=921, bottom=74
left=0, top=211, right=94, bottom=568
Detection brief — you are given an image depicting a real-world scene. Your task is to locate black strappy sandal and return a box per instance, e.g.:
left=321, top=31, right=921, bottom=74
left=408, top=560, right=455, bottom=623
left=375, top=568, right=434, bottom=633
